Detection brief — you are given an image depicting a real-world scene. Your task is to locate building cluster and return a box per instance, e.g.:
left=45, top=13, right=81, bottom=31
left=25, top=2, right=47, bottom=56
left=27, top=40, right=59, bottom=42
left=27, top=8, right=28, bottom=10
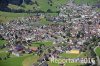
left=0, top=2, right=99, bottom=66
left=0, top=2, right=100, bottom=54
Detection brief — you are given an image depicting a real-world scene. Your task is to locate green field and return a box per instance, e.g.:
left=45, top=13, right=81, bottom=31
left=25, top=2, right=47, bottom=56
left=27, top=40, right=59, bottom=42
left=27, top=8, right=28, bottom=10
left=48, top=62, right=81, bottom=66
left=22, top=55, right=39, bottom=66
left=8, top=0, right=68, bottom=12
left=60, top=52, right=88, bottom=58
left=0, top=11, right=31, bottom=23
left=49, top=52, right=87, bottom=66
left=0, top=11, right=59, bottom=23
left=8, top=0, right=99, bottom=11
left=0, top=52, right=8, bottom=58
left=0, top=54, right=36, bottom=66
left=0, top=53, right=84, bottom=66
left=0, top=40, right=7, bottom=46
left=74, top=0, right=99, bottom=5
left=95, top=47, right=100, bottom=56
left=60, top=52, right=79, bottom=58
left=32, top=41, right=53, bottom=47
left=48, top=52, right=88, bottom=66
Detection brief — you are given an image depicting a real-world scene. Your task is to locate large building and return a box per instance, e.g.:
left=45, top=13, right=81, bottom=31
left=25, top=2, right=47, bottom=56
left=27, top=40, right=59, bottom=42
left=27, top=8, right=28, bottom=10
left=66, top=49, right=80, bottom=54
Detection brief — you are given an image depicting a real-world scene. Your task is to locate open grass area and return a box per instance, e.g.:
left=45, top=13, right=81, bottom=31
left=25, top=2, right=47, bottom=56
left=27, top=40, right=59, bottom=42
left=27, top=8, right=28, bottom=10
left=40, top=18, right=53, bottom=25
left=40, top=18, right=64, bottom=25
left=48, top=62, right=59, bottom=66
left=48, top=61, right=82, bottom=66
left=0, top=54, right=38, bottom=66
left=96, top=8, right=100, bottom=12
left=32, top=41, right=53, bottom=47
left=0, top=53, right=84, bottom=66
left=0, top=52, right=8, bottom=58
left=0, top=11, right=59, bottom=23
left=0, top=40, right=7, bottom=46
left=95, top=47, right=100, bottom=56
left=40, top=18, right=57, bottom=25
left=78, top=52, right=88, bottom=58
left=48, top=63, right=81, bottom=66
left=60, top=52, right=88, bottom=58
left=8, top=0, right=68, bottom=12
left=48, top=52, right=87, bottom=66
left=60, top=53, right=79, bottom=58
left=7, top=0, right=99, bottom=12
left=0, top=52, right=84, bottom=66
left=0, top=11, right=31, bottom=23
left=22, top=55, right=39, bottom=66
left=0, top=54, right=33, bottom=66
left=74, top=0, right=99, bottom=5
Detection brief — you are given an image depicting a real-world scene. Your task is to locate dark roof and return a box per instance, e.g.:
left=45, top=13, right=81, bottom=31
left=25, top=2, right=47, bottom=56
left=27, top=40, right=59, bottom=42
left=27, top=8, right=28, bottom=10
left=15, top=45, right=24, bottom=51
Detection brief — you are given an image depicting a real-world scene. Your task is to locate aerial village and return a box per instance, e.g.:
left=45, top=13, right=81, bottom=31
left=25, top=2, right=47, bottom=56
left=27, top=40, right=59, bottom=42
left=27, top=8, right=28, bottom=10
left=0, top=1, right=100, bottom=66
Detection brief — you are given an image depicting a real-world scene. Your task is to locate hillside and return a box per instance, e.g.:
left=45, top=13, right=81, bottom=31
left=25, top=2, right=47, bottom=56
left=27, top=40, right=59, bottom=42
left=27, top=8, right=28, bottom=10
left=0, top=0, right=100, bottom=23
left=74, top=0, right=100, bottom=5
left=0, top=0, right=99, bottom=12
